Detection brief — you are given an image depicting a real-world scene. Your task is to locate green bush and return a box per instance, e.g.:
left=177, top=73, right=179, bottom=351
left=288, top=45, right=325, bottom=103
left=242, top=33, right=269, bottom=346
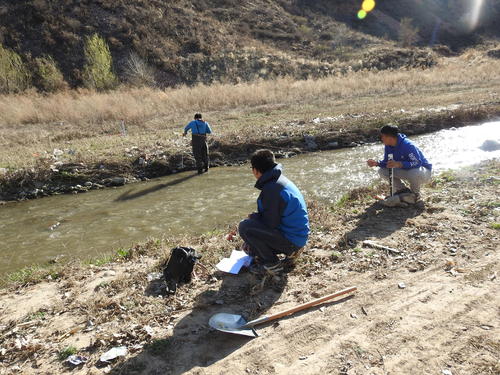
left=0, top=43, right=31, bottom=94
left=33, top=55, right=68, bottom=92
left=82, top=33, right=117, bottom=90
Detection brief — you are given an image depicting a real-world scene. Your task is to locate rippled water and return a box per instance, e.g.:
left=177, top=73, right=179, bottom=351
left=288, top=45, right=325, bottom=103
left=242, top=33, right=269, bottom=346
left=1, top=121, right=499, bottom=275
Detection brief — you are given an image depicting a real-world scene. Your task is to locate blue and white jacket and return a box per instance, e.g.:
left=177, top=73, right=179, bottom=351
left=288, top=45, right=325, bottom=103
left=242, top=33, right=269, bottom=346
left=251, top=164, right=309, bottom=247
left=379, top=134, right=432, bottom=170
left=184, top=120, right=212, bottom=135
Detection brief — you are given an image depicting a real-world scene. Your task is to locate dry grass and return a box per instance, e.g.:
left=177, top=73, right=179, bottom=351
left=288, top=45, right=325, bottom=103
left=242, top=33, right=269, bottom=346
left=0, top=52, right=499, bottom=169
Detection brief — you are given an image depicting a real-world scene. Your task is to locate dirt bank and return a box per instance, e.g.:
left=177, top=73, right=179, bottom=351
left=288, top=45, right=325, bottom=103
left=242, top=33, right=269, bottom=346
left=1, top=101, right=499, bottom=202
left=0, top=160, right=498, bottom=374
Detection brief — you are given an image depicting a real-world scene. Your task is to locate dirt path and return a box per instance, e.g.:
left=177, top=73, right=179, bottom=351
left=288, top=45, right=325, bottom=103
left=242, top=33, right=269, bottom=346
left=0, top=161, right=498, bottom=375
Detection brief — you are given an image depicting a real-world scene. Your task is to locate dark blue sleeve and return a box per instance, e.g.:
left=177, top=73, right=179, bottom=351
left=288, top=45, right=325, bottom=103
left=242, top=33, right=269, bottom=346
left=184, top=122, right=192, bottom=133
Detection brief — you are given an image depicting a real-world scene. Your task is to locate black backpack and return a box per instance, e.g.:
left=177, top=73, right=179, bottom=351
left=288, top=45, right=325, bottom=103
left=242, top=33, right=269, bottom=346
left=163, top=247, right=201, bottom=294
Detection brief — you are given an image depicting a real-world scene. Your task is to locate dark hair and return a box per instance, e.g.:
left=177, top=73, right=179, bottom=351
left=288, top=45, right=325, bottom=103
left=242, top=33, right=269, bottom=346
left=194, top=113, right=202, bottom=120
left=380, top=124, right=399, bottom=138
left=251, top=149, right=276, bottom=173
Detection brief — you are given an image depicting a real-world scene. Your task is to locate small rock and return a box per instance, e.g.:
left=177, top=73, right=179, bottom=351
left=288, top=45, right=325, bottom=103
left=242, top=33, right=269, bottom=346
left=299, top=356, right=308, bottom=360
left=215, top=299, right=224, bottom=305
left=398, top=283, right=406, bottom=289
left=361, top=306, right=368, bottom=315
left=103, top=270, right=116, bottom=277
left=109, top=177, right=126, bottom=186
left=479, top=139, right=500, bottom=152
left=350, top=313, right=358, bottom=319
left=442, top=369, right=452, bottom=375
left=84, top=181, right=93, bottom=187
left=304, top=135, right=318, bottom=151
left=319, top=306, right=325, bottom=312
left=328, top=141, right=339, bottom=148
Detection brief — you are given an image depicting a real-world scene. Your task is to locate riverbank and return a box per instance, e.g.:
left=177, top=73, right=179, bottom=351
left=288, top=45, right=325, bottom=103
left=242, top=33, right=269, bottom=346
left=1, top=49, right=500, bottom=202
left=0, top=160, right=498, bottom=374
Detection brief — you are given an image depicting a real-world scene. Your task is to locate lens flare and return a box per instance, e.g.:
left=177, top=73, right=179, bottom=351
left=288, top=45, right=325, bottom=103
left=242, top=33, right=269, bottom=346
left=469, top=0, right=484, bottom=31
left=357, top=9, right=367, bottom=19
left=362, top=0, right=376, bottom=12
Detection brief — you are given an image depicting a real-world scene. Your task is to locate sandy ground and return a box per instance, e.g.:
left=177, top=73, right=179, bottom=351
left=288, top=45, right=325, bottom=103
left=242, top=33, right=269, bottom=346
left=0, top=160, right=499, bottom=375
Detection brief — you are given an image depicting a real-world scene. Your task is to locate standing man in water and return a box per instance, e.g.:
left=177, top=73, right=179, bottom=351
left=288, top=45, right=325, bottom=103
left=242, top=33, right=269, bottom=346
left=367, top=125, right=432, bottom=200
left=239, top=150, right=310, bottom=275
left=183, top=113, right=212, bottom=174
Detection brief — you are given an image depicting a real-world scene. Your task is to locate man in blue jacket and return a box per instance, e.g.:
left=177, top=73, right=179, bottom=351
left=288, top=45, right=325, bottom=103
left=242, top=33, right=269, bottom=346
left=367, top=125, right=432, bottom=199
left=239, top=150, right=310, bottom=275
left=183, top=113, right=212, bottom=174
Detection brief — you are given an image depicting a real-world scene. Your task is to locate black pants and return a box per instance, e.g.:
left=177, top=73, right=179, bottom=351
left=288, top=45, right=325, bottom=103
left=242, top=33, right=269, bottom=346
left=238, top=218, right=300, bottom=265
left=191, top=135, right=209, bottom=172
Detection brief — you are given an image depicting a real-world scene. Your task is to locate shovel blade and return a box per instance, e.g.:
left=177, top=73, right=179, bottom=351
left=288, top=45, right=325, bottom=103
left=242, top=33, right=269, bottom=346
left=208, top=313, right=258, bottom=337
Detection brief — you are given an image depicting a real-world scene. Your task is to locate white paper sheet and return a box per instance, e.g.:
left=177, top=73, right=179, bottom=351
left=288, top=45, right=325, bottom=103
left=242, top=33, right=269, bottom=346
left=216, top=250, right=253, bottom=274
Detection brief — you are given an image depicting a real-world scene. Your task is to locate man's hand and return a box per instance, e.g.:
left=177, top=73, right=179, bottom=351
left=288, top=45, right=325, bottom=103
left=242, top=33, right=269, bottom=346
left=367, top=159, right=378, bottom=167
left=387, top=160, right=403, bottom=168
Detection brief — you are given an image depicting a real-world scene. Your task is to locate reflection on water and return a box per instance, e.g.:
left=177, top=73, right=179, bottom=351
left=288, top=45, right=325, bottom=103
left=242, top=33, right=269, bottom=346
left=0, top=121, right=499, bottom=275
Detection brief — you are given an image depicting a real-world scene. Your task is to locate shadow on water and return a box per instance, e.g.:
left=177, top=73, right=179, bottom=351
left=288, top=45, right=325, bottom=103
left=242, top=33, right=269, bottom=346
left=109, top=271, right=289, bottom=374
left=343, top=201, right=426, bottom=244
left=114, top=173, right=199, bottom=202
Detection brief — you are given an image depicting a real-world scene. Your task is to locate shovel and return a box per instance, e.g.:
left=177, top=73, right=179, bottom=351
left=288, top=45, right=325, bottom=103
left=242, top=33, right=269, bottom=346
left=208, top=286, right=357, bottom=337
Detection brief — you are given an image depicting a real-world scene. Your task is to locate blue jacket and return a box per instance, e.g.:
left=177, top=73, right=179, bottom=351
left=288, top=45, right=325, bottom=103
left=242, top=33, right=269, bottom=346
left=252, top=164, right=309, bottom=247
left=379, top=134, right=432, bottom=170
left=184, top=120, right=212, bottom=135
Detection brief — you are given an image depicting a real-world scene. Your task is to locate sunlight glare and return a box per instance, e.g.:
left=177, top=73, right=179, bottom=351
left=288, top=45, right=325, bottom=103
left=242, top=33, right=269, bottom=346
left=362, top=0, right=376, bottom=13
left=469, top=0, right=484, bottom=31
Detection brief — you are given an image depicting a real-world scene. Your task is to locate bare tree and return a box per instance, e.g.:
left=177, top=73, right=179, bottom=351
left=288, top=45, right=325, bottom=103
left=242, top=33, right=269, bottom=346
left=398, top=18, right=419, bottom=47
left=124, top=52, right=156, bottom=87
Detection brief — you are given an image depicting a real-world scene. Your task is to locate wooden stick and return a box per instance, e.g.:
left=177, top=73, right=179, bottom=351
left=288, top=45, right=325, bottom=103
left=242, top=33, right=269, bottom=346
left=362, top=240, right=401, bottom=254
left=242, top=286, right=357, bottom=328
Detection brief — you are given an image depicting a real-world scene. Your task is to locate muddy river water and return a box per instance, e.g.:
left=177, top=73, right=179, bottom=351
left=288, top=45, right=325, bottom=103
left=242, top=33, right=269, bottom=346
left=1, top=121, right=499, bottom=275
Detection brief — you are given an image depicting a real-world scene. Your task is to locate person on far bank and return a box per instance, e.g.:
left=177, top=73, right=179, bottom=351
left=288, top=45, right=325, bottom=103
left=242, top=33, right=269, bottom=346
left=367, top=125, right=432, bottom=200
left=239, top=150, right=310, bottom=275
left=183, top=113, right=212, bottom=174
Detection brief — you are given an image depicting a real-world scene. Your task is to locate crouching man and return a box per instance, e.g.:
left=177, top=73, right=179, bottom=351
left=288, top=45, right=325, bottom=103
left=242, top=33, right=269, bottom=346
left=367, top=125, right=432, bottom=200
left=239, top=150, right=310, bottom=275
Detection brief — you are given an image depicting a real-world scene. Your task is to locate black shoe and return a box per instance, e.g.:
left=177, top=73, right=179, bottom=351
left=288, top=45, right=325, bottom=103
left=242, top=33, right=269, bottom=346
left=395, top=187, right=412, bottom=195
left=249, top=261, right=283, bottom=276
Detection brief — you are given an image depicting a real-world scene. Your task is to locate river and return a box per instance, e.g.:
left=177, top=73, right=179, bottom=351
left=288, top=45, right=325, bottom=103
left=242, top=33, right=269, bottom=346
left=1, top=121, right=499, bottom=275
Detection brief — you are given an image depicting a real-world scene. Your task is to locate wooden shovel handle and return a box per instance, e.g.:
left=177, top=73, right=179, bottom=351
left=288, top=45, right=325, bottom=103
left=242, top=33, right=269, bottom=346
left=244, top=286, right=357, bottom=327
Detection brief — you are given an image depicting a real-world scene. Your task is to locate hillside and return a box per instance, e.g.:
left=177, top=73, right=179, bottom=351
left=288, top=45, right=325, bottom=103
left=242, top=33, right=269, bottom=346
left=0, top=0, right=499, bottom=88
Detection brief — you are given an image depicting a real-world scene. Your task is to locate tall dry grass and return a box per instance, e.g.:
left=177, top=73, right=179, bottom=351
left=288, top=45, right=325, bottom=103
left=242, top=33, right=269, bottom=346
left=0, top=53, right=498, bottom=127
left=0, top=53, right=498, bottom=169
